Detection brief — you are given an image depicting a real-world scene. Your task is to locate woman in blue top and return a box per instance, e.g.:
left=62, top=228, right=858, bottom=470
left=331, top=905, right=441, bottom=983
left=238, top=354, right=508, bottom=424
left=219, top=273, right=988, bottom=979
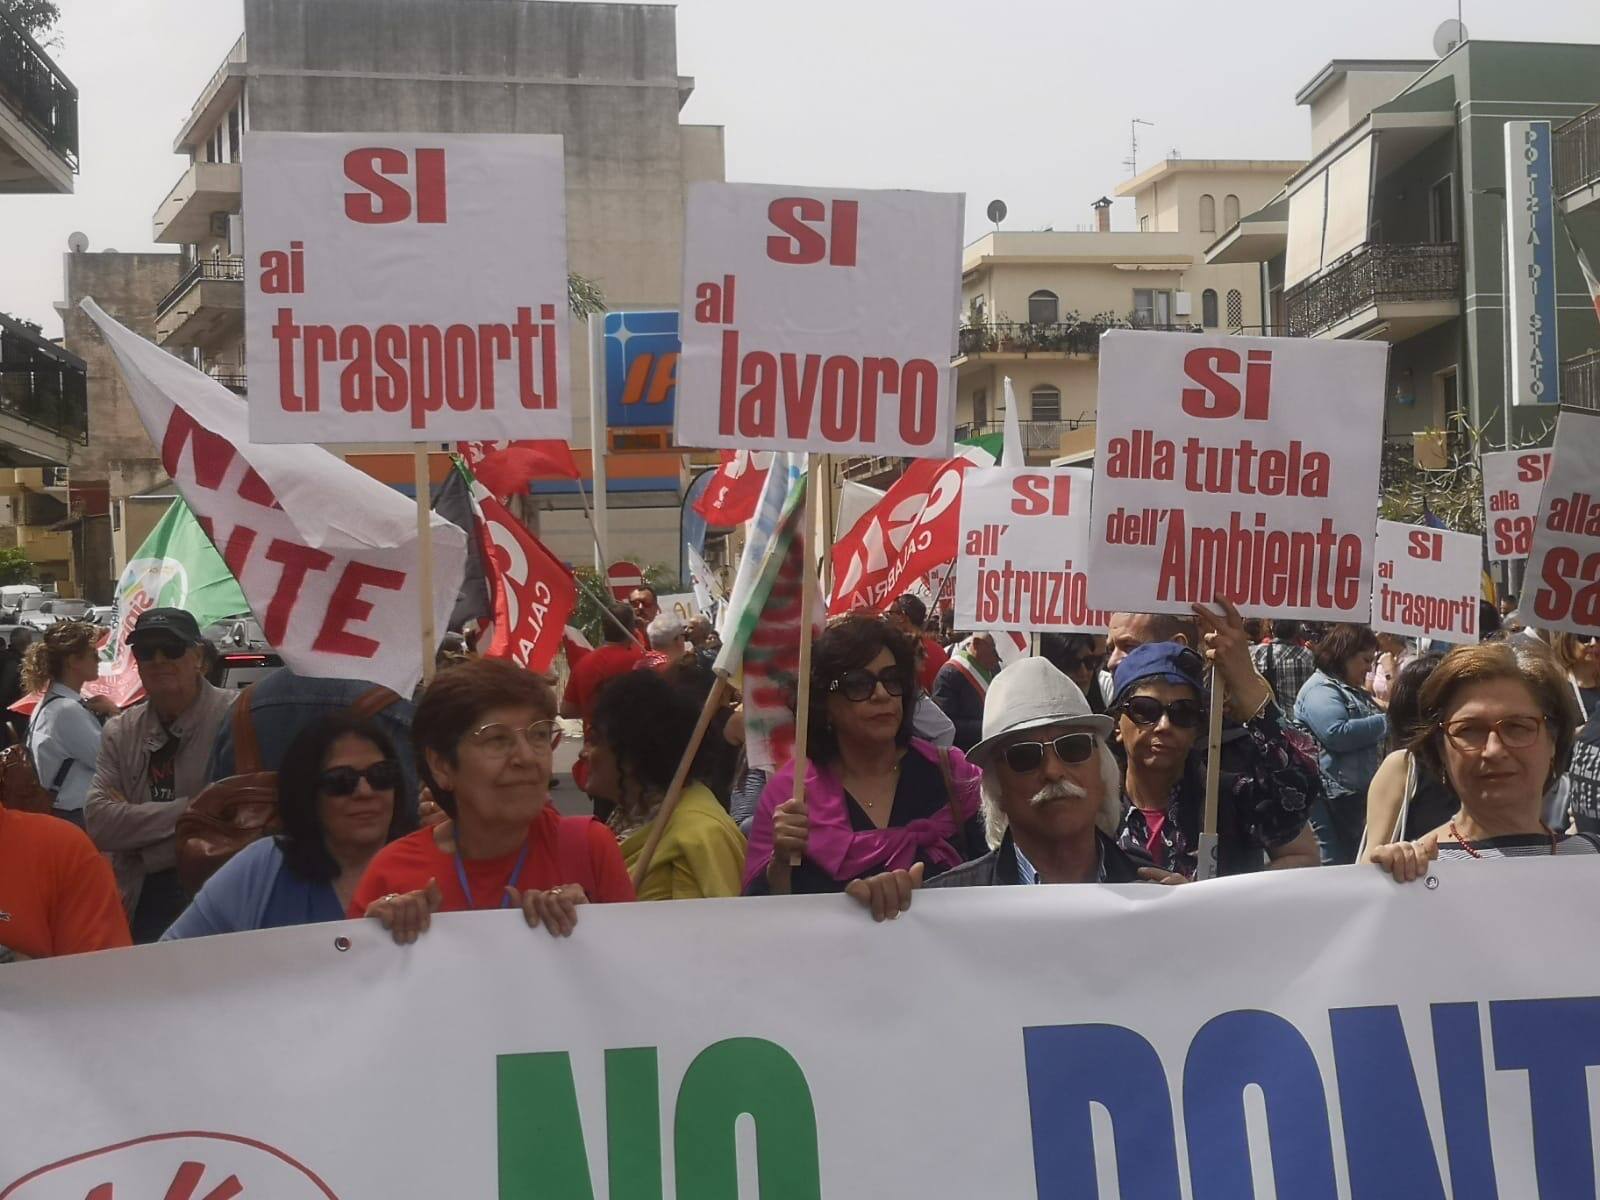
left=1295, top=623, right=1388, bottom=866
left=164, top=712, right=414, bottom=939
left=24, top=621, right=111, bottom=827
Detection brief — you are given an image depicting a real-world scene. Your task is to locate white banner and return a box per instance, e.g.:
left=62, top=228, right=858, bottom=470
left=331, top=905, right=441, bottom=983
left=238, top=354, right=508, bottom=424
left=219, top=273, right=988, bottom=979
left=1482, top=448, right=1552, bottom=563
left=676, top=182, right=963, bottom=456
left=5, top=863, right=1600, bottom=1196
left=83, top=301, right=467, bottom=698
left=1505, top=121, right=1561, bottom=408
left=1087, top=331, right=1387, bottom=621
left=243, top=132, right=570, bottom=443
left=1372, top=520, right=1481, bottom=643
left=1527, top=407, right=1600, bottom=637
left=954, top=466, right=1108, bottom=633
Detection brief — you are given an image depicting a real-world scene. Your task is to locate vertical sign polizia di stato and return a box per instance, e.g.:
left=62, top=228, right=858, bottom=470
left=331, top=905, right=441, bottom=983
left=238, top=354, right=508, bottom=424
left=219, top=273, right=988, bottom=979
left=1505, top=120, right=1560, bottom=408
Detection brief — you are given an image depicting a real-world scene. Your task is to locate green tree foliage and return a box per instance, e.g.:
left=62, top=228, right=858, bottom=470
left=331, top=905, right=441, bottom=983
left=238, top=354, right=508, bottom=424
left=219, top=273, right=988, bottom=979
left=0, top=0, right=63, bottom=49
left=0, top=548, right=38, bottom=586
left=570, top=562, right=680, bottom=645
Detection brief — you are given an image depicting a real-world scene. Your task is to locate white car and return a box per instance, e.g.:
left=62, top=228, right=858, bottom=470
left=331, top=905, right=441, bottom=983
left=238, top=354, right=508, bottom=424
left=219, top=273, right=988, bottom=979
left=18, top=597, right=93, bottom=630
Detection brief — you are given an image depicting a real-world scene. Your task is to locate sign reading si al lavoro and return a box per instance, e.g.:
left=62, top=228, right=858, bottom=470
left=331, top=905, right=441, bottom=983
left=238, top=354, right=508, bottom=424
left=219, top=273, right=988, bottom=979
left=1527, top=407, right=1600, bottom=637
left=243, top=132, right=570, bottom=444
left=1481, top=448, right=1553, bottom=563
left=675, top=183, right=963, bottom=457
left=954, top=467, right=1109, bottom=633
left=1087, top=331, right=1387, bottom=621
left=1371, top=520, right=1481, bottom=644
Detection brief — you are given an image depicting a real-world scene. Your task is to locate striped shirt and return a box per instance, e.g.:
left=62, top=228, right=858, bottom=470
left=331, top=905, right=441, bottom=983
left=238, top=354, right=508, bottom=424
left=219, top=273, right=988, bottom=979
left=1435, top=832, right=1600, bottom=862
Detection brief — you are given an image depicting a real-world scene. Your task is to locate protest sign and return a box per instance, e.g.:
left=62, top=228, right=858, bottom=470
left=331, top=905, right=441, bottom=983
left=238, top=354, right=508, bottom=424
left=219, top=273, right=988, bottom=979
left=1371, top=520, right=1482, bottom=643
left=84, top=300, right=466, bottom=698
left=5, top=863, right=1600, bottom=1197
left=655, top=592, right=700, bottom=622
left=676, top=182, right=963, bottom=456
left=1526, top=407, right=1600, bottom=636
left=1087, top=331, right=1387, bottom=620
left=954, top=466, right=1108, bottom=633
left=242, top=132, right=569, bottom=444
left=1481, top=448, right=1553, bottom=562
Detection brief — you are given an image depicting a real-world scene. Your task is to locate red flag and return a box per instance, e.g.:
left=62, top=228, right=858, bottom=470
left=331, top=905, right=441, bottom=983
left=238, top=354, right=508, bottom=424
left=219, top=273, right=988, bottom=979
left=476, top=495, right=577, bottom=673
left=694, top=451, right=771, bottom=526
left=829, top=458, right=972, bottom=615
left=460, top=440, right=581, bottom=499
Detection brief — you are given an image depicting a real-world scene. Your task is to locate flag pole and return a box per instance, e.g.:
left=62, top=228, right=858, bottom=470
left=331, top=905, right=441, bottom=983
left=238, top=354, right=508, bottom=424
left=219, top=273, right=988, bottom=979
left=776, top=456, right=823, bottom=881
left=1197, top=669, right=1225, bottom=880
left=414, top=445, right=437, bottom=685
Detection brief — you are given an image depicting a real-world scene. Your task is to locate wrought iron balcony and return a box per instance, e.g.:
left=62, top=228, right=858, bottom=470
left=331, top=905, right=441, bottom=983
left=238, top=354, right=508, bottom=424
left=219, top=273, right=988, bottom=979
left=0, top=314, right=88, bottom=445
left=957, top=318, right=1199, bottom=358
left=1555, top=104, right=1600, bottom=198
left=1284, top=243, right=1461, bottom=338
left=0, top=8, right=77, bottom=173
left=953, top=418, right=1091, bottom=454
left=157, top=256, right=245, bottom=319
left=208, top=371, right=247, bottom=394
left=1563, top=349, right=1600, bottom=412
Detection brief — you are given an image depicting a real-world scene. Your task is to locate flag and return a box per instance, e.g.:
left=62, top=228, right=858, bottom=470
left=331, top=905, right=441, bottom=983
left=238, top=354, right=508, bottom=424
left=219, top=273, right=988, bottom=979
left=686, top=542, right=726, bottom=626
left=562, top=623, right=593, bottom=668
left=459, top=440, right=581, bottom=500
left=1576, top=243, right=1600, bottom=325
left=829, top=457, right=975, bottom=615
left=1002, top=375, right=1024, bottom=466
left=82, top=300, right=467, bottom=698
left=474, top=490, right=577, bottom=674
left=717, top=453, right=803, bottom=640
left=694, top=451, right=772, bottom=527
left=433, top=462, right=491, bottom=631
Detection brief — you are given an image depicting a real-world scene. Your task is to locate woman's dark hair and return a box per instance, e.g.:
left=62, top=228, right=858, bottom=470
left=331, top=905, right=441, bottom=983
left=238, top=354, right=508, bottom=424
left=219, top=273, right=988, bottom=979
left=589, top=670, right=699, bottom=816
left=662, top=658, right=738, bottom=803
left=1313, top=623, right=1379, bottom=677
left=1386, top=652, right=1444, bottom=751
left=277, top=713, right=414, bottom=883
left=412, top=658, right=557, bottom=815
left=1273, top=619, right=1303, bottom=643
left=808, top=615, right=917, bottom=763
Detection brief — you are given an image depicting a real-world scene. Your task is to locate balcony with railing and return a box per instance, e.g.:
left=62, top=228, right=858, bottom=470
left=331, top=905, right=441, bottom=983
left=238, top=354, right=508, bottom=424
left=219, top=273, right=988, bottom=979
left=956, top=317, right=1200, bottom=361
left=154, top=256, right=245, bottom=349
left=0, top=8, right=77, bottom=192
left=1284, top=243, right=1461, bottom=340
left=1555, top=104, right=1600, bottom=203
left=1563, top=349, right=1600, bottom=412
left=0, top=314, right=88, bottom=462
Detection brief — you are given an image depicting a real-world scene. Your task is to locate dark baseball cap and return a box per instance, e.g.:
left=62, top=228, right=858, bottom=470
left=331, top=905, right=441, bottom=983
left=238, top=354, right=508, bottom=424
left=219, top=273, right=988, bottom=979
left=1111, top=641, right=1206, bottom=709
left=129, top=607, right=203, bottom=645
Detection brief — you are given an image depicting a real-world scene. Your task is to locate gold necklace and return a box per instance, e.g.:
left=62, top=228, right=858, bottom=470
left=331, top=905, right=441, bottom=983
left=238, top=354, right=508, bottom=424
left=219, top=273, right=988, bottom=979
left=849, top=759, right=901, bottom=808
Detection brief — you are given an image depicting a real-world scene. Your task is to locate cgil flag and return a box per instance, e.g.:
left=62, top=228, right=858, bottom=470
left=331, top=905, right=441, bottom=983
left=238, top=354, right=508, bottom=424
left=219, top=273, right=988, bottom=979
left=694, top=450, right=773, bottom=527
left=829, top=457, right=977, bottom=615
left=458, top=439, right=581, bottom=500
left=473, top=485, right=577, bottom=674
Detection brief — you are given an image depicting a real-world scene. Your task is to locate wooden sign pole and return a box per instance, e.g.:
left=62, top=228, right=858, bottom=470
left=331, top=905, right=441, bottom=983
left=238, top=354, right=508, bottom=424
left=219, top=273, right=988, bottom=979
left=1197, top=668, right=1225, bottom=880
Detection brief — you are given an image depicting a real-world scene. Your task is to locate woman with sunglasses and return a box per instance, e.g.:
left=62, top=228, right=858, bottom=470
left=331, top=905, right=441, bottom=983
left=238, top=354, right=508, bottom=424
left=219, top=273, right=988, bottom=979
left=1549, top=632, right=1600, bottom=723
left=744, top=616, right=983, bottom=896
left=1294, top=624, right=1388, bottom=865
left=164, top=713, right=414, bottom=939
left=355, top=659, right=635, bottom=944
left=1371, top=642, right=1597, bottom=882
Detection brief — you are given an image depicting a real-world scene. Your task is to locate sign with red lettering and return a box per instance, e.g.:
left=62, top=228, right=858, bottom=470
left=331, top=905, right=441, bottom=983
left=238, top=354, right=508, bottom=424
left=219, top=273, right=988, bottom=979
left=83, top=299, right=467, bottom=697
left=1371, top=520, right=1481, bottom=643
left=1480, top=448, right=1552, bottom=562
left=243, top=132, right=569, bottom=444
left=954, top=467, right=1108, bottom=633
left=1086, top=332, right=1387, bottom=621
left=1526, top=408, right=1600, bottom=637
left=676, top=183, right=963, bottom=456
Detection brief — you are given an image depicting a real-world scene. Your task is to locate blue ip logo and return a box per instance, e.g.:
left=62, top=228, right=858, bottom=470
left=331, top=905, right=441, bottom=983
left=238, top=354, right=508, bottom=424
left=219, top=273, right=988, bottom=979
left=604, top=310, right=680, bottom=430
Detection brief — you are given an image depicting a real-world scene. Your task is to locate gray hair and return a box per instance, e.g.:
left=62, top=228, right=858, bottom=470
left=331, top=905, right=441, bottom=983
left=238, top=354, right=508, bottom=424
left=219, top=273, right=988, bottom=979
left=979, top=737, right=1124, bottom=849
left=646, top=613, right=685, bottom=651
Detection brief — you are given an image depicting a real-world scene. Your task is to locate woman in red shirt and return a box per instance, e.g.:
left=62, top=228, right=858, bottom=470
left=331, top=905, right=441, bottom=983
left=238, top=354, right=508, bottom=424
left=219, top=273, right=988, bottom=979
left=353, top=659, right=634, bottom=943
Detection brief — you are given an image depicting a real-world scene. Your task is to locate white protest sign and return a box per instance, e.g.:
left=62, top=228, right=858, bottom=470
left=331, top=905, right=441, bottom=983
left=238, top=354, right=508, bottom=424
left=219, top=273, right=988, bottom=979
left=243, top=132, right=570, bottom=444
left=954, top=466, right=1109, bottom=633
left=6, top=864, right=1600, bottom=1197
left=1087, top=331, right=1387, bottom=620
left=656, top=592, right=700, bottom=622
left=1527, top=407, right=1600, bottom=637
left=1481, top=448, right=1553, bottom=562
left=676, top=182, right=963, bottom=456
left=1372, top=520, right=1481, bottom=643
left=83, top=300, right=466, bottom=698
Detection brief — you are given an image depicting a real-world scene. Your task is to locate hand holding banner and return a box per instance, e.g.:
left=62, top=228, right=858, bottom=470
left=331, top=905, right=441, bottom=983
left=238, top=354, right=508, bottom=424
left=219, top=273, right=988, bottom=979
left=1371, top=520, right=1481, bottom=643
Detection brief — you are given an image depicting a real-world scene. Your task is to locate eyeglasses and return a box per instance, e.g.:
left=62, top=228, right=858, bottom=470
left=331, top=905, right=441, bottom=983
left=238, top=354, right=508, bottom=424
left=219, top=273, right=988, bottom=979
left=131, top=640, right=191, bottom=663
left=1002, top=732, right=1097, bottom=773
left=829, top=668, right=906, bottom=702
left=320, top=760, right=402, bottom=796
left=1119, top=695, right=1205, bottom=730
left=1441, top=714, right=1547, bottom=751
left=466, top=719, right=562, bottom=757
left=1068, top=653, right=1108, bottom=674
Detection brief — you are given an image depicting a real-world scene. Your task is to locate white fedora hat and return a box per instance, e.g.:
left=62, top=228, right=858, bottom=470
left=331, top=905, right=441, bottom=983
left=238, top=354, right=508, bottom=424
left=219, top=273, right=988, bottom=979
left=967, top=656, right=1113, bottom=764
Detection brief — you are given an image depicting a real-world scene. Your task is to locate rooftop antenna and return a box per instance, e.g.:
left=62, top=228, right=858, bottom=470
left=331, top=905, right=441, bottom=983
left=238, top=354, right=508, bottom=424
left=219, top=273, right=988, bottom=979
left=1124, top=118, right=1154, bottom=176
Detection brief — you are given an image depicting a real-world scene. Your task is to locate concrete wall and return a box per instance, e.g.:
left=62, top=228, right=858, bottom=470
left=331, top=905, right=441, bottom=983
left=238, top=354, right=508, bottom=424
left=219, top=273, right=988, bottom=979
left=1385, top=321, right=1462, bottom=436
left=1308, top=69, right=1426, bottom=155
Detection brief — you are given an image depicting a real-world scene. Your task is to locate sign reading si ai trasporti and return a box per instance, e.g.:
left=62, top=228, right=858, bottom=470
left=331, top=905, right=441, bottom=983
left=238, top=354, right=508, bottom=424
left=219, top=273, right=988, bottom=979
left=1527, top=408, right=1600, bottom=637
left=243, top=132, right=570, bottom=444
left=1086, top=332, right=1387, bottom=621
left=955, top=467, right=1109, bottom=633
left=676, top=183, right=963, bottom=457
left=1371, top=520, right=1481, bottom=644
left=1480, top=448, right=1552, bottom=562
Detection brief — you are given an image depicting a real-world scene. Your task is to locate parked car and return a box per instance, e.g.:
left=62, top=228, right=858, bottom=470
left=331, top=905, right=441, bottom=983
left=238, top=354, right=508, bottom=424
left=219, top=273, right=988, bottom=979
left=0, top=584, right=42, bottom=619
left=88, top=606, right=116, bottom=628
left=201, top=614, right=284, bottom=691
left=19, top=597, right=92, bottom=630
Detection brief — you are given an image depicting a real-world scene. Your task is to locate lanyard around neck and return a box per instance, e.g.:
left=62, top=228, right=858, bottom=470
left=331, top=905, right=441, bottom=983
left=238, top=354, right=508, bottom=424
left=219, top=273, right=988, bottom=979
left=454, top=837, right=532, bottom=910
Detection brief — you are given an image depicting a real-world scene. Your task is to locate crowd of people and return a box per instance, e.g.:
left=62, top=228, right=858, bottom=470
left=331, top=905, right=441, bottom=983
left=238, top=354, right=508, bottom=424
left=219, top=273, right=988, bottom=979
left=2, top=583, right=1596, bottom=963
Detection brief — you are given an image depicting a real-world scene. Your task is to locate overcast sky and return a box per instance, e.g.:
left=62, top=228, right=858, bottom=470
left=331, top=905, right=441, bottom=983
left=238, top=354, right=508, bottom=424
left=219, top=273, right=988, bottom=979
left=5, top=0, right=1600, bottom=336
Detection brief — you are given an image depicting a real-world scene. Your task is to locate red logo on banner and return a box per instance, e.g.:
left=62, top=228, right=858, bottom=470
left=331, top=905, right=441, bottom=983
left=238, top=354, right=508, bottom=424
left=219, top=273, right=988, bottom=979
left=2, top=1132, right=339, bottom=1199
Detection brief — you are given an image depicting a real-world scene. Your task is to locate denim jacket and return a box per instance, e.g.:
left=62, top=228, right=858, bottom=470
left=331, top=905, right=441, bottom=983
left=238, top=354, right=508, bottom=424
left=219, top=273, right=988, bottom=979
left=1294, top=670, right=1387, bottom=797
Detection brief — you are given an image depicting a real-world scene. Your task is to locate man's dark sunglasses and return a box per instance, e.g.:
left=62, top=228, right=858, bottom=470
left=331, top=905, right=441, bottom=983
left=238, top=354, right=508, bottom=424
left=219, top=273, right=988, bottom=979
left=320, top=760, right=402, bottom=796
left=130, top=639, right=192, bottom=663
left=830, top=668, right=906, bottom=702
left=1002, top=732, right=1097, bottom=773
left=1119, top=695, right=1205, bottom=730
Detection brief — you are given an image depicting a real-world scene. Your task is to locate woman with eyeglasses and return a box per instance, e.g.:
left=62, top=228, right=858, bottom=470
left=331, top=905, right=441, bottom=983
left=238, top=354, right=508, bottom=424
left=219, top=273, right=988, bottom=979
left=1294, top=624, right=1388, bottom=865
left=354, top=659, right=635, bottom=943
left=1370, top=642, right=1597, bottom=882
left=163, top=713, right=414, bottom=939
left=744, top=615, right=983, bottom=896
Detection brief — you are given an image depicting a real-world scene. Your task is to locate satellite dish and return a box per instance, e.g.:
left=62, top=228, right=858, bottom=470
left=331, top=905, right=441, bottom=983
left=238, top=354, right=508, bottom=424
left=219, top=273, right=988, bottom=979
left=66, top=231, right=88, bottom=253
left=1433, top=18, right=1467, bottom=57
left=986, top=199, right=1007, bottom=227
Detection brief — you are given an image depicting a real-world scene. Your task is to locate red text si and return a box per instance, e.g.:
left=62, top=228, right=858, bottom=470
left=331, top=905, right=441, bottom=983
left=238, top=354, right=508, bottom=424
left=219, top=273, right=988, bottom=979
left=344, top=147, right=447, bottom=225
left=766, top=198, right=859, bottom=266
left=1516, top=451, right=1553, bottom=483
left=1180, top=348, right=1272, bottom=421
left=1011, top=473, right=1072, bottom=517
left=1407, top=530, right=1445, bottom=562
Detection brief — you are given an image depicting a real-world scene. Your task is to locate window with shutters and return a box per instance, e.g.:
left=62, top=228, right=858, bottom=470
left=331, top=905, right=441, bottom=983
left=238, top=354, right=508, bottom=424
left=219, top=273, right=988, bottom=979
left=1226, top=289, right=1244, bottom=330
left=1031, top=386, right=1062, bottom=422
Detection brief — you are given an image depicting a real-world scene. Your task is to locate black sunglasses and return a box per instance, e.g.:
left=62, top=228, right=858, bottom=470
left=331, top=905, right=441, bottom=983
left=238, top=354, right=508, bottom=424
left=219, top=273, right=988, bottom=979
left=1119, top=695, right=1205, bottom=730
left=320, top=760, right=402, bottom=796
left=830, top=668, right=906, bottom=702
left=131, top=639, right=192, bottom=663
left=1002, top=732, right=1097, bottom=773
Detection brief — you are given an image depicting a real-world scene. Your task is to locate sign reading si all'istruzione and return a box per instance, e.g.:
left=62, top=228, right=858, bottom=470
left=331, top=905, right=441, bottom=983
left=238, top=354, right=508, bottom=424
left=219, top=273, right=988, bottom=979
left=243, top=132, right=570, bottom=444
left=1087, top=331, right=1388, bottom=621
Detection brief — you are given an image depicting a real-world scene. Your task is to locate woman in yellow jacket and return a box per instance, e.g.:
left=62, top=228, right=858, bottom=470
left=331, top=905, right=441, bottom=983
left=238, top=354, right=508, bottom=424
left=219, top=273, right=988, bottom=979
left=584, top=669, right=746, bottom=900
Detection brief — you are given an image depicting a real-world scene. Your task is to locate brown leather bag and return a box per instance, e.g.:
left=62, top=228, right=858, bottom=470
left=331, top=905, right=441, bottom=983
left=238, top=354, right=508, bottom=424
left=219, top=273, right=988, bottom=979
left=174, top=684, right=400, bottom=895
left=1, top=694, right=74, bottom=815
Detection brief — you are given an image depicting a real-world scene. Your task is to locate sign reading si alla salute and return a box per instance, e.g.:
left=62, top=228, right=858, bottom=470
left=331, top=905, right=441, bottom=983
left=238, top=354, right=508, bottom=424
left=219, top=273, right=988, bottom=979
left=1086, top=331, right=1387, bottom=620
left=1527, top=407, right=1600, bottom=636
left=955, top=467, right=1109, bottom=633
left=1371, top=520, right=1481, bottom=643
left=243, top=133, right=571, bottom=444
left=1482, top=448, right=1553, bottom=562
left=675, top=183, right=964, bottom=456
